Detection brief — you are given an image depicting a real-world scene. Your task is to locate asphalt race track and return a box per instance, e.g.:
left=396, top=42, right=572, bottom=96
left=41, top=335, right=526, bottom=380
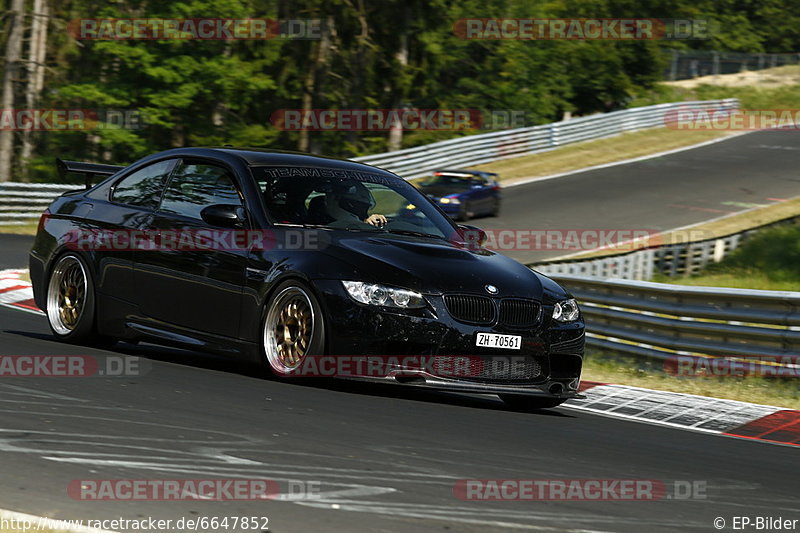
left=0, top=234, right=36, bottom=270
left=473, top=130, right=800, bottom=263
left=0, top=307, right=798, bottom=533
left=0, top=130, right=798, bottom=532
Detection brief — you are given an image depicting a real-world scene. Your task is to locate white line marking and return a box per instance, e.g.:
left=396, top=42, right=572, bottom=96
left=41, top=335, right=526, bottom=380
left=0, top=383, right=89, bottom=402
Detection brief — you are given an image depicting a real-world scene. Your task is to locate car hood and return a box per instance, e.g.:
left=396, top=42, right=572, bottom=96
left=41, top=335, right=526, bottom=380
left=318, top=232, right=545, bottom=298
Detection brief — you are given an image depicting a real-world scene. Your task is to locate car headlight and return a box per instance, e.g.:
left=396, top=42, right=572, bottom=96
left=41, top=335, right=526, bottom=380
left=342, top=281, right=427, bottom=309
left=440, top=197, right=461, bottom=205
left=552, top=298, right=580, bottom=322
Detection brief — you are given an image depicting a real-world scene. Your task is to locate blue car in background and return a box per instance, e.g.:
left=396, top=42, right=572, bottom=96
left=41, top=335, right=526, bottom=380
left=415, top=169, right=502, bottom=221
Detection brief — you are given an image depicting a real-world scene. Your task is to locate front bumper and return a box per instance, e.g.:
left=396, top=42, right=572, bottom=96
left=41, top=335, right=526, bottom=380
left=436, top=202, right=461, bottom=217
left=314, top=280, right=585, bottom=398
left=344, top=370, right=585, bottom=398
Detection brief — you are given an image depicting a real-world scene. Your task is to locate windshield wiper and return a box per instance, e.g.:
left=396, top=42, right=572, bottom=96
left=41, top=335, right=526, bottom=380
left=383, top=229, right=446, bottom=241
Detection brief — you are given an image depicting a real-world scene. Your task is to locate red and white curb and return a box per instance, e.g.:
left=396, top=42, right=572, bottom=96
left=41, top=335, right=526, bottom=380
left=570, top=381, right=800, bottom=448
left=0, top=269, right=43, bottom=315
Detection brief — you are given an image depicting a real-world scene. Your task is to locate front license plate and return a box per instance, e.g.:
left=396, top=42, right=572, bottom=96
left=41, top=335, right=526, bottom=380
left=475, top=332, right=522, bottom=350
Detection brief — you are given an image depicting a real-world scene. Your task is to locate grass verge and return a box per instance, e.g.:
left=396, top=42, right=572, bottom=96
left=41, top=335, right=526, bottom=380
left=0, top=222, right=39, bottom=236
left=583, top=353, right=800, bottom=409
left=468, top=127, right=732, bottom=182
left=633, top=66, right=800, bottom=110
left=653, top=271, right=800, bottom=291
left=662, top=65, right=800, bottom=90
left=657, top=224, right=800, bottom=291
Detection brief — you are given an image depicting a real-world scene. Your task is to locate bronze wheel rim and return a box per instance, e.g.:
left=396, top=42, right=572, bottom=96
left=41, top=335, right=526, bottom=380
left=264, top=287, right=315, bottom=374
left=46, top=256, right=87, bottom=335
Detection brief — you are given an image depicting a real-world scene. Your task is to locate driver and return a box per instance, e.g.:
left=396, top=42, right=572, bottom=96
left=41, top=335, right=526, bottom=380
left=324, top=180, right=387, bottom=227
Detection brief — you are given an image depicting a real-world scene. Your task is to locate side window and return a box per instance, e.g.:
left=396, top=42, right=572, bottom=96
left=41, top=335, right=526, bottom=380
left=159, top=162, right=242, bottom=221
left=111, top=159, right=177, bottom=208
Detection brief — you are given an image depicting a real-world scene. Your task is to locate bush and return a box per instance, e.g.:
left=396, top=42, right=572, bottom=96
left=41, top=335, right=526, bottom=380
left=707, top=224, right=800, bottom=282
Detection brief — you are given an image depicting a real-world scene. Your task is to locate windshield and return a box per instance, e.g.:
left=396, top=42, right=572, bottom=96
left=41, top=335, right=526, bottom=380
left=251, top=166, right=457, bottom=239
left=418, top=172, right=477, bottom=189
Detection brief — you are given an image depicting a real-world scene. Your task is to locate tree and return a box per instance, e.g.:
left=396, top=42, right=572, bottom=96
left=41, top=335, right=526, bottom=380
left=0, top=0, right=25, bottom=182
left=20, top=0, right=50, bottom=173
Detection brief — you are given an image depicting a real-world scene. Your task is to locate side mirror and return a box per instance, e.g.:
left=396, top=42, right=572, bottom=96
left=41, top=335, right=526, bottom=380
left=457, top=224, right=487, bottom=247
left=201, top=204, right=245, bottom=228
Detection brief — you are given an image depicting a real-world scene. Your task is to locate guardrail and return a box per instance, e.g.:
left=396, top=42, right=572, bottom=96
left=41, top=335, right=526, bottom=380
left=0, top=98, right=739, bottom=224
left=352, top=98, right=739, bottom=179
left=551, top=274, right=800, bottom=369
left=665, top=50, right=800, bottom=81
left=0, top=183, right=78, bottom=224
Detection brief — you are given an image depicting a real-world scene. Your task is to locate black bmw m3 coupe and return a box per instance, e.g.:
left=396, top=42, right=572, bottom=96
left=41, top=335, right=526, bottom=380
left=30, top=148, right=584, bottom=409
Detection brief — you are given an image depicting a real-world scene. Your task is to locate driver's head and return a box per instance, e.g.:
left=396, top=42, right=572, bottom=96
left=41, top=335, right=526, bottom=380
left=326, top=180, right=375, bottom=220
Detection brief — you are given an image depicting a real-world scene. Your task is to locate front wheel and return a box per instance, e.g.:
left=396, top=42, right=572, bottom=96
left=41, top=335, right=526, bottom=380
left=499, top=394, right=567, bottom=410
left=457, top=202, right=473, bottom=221
left=45, top=253, right=103, bottom=344
left=262, top=281, right=326, bottom=377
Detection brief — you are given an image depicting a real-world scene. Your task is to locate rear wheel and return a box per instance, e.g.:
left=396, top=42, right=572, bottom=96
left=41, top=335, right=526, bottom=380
left=499, top=394, right=567, bottom=410
left=262, top=281, right=326, bottom=376
left=457, top=202, right=473, bottom=221
left=46, top=254, right=105, bottom=344
left=490, top=198, right=501, bottom=217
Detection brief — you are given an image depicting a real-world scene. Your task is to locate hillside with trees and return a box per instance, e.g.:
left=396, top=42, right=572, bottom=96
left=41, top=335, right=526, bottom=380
left=1, top=0, right=799, bottom=181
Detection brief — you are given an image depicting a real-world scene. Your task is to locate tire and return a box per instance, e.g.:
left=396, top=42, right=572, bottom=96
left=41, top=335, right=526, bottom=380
left=45, top=253, right=105, bottom=345
left=457, top=202, right=472, bottom=222
left=262, top=280, right=326, bottom=377
left=490, top=198, right=501, bottom=217
left=499, top=394, right=567, bottom=410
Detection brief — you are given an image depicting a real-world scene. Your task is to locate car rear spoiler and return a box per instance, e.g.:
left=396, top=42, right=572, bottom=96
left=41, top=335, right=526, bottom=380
left=56, top=158, right=125, bottom=189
